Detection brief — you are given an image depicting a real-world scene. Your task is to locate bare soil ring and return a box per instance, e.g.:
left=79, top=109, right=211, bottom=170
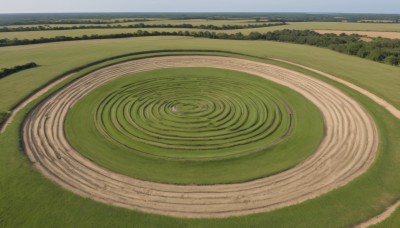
left=22, top=56, right=378, bottom=218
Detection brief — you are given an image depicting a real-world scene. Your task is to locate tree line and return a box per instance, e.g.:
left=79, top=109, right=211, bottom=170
left=0, top=30, right=398, bottom=66
left=2, top=13, right=399, bottom=26
left=0, top=62, right=38, bottom=79
left=1, top=18, right=150, bottom=26
left=0, top=22, right=286, bottom=32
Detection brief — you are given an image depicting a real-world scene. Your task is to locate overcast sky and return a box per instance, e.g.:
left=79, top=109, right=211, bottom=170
left=0, top=0, right=399, bottom=14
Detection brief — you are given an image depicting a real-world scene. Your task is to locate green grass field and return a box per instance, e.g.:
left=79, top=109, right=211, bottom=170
left=374, top=208, right=400, bottom=227
left=65, top=67, right=323, bottom=184
left=0, top=27, right=287, bottom=40
left=2, top=21, right=400, bottom=40
left=1, top=48, right=400, bottom=226
left=1, top=37, right=399, bottom=114
left=0, top=28, right=204, bottom=39
left=1, top=12, right=400, bottom=224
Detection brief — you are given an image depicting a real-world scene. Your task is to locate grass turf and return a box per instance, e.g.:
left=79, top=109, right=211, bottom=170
left=0, top=51, right=399, bottom=227
left=2, top=21, right=400, bottom=40
left=374, top=207, right=400, bottom=227
left=0, top=37, right=399, bottom=114
left=65, top=67, right=323, bottom=184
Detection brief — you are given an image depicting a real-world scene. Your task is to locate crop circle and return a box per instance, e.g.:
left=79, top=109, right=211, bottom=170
left=85, top=69, right=292, bottom=159
left=96, top=74, right=291, bottom=159
left=23, top=56, right=378, bottom=218
left=65, top=67, right=323, bottom=184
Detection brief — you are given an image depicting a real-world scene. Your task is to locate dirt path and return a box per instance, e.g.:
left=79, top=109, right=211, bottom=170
left=0, top=73, right=74, bottom=134
left=356, top=200, right=400, bottom=227
left=270, top=57, right=400, bottom=226
left=270, top=58, right=400, bottom=119
left=22, top=56, right=378, bottom=218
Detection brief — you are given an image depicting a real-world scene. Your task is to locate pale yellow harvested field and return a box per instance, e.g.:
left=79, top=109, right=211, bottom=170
left=3, top=22, right=400, bottom=40
left=2, top=19, right=260, bottom=28
left=315, top=30, right=400, bottom=39
left=22, top=56, right=378, bottom=218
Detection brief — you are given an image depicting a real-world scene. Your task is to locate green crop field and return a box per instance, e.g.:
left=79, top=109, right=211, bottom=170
left=1, top=49, right=399, bottom=226
left=1, top=13, right=400, bottom=227
left=375, top=209, right=400, bottom=227
left=2, top=21, right=400, bottom=40
left=0, top=28, right=203, bottom=39
left=1, top=37, right=399, bottom=114
left=0, top=27, right=287, bottom=40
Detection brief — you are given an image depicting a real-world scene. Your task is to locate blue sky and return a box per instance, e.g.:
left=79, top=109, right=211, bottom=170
left=1, top=0, right=399, bottom=14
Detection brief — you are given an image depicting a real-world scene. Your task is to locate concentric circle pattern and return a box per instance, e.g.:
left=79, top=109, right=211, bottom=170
left=95, top=74, right=292, bottom=159
left=22, top=56, right=378, bottom=218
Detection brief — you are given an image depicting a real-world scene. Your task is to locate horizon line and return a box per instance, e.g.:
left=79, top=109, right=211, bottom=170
left=1, top=12, right=399, bottom=15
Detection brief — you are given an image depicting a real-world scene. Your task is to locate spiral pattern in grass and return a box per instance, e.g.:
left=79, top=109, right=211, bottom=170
left=94, top=70, right=292, bottom=160
left=24, top=56, right=377, bottom=217
left=66, top=67, right=323, bottom=184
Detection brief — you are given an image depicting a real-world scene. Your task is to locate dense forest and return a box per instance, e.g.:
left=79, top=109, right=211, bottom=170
left=0, top=30, right=399, bottom=66
left=0, top=62, right=38, bottom=79
left=0, top=22, right=286, bottom=32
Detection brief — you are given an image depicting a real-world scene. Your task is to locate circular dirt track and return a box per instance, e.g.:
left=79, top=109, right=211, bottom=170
left=22, top=56, right=378, bottom=218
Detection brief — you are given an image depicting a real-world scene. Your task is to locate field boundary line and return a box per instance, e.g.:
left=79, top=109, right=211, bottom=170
left=355, top=200, right=400, bottom=227
left=0, top=73, right=74, bottom=133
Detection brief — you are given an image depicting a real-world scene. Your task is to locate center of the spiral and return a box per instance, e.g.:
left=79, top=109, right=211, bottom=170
left=171, top=100, right=208, bottom=114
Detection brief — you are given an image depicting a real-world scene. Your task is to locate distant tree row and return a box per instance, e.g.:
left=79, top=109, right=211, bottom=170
left=0, top=22, right=286, bottom=32
left=1, top=18, right=150, bottom=26
left=1, top=13, right=399, bottom=26
left=0, top=30, right=398, bottom=66
left=0, top=62, right=38, bottom=79
left=260, top=30, right=400, bottom=66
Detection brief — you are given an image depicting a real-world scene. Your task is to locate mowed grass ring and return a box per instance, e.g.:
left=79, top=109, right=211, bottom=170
left=66, top=67, right=324, bottom=184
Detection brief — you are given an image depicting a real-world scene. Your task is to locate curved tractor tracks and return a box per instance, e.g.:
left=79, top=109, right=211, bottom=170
left=22, top=56, right=378, bottom=218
